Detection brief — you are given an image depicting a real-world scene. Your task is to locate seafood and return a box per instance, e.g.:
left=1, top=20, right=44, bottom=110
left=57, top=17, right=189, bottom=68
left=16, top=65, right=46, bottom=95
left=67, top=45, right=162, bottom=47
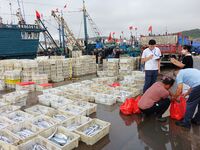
left=64, top=123, right=82, bottom=131
left=9, top=114, right=26, bottom=122
left=30, top=144, right=48, bottom=150
left=53, top=114, right=67, bottom=121
left=16, top=128, right=34, bottom=139
left=65, top=108, right=82, bottom=115
left=33, top=119, right=54, bottom=128
left=0, top=135, right=12, bottom=144
left=83, top=124, right=102, bottom=136
left=49, top=133, right=71, bottom=146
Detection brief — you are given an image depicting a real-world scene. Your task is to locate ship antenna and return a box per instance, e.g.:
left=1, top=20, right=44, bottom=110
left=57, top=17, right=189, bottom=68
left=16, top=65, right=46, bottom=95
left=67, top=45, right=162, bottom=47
left=9, top=1, right=13, bottom=24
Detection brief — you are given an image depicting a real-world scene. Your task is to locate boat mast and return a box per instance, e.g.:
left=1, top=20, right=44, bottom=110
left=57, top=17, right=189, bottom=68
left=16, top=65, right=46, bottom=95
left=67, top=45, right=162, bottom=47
left=16, top=0, right=25, bottom=24
left=83, top=0, right=88, bottom=54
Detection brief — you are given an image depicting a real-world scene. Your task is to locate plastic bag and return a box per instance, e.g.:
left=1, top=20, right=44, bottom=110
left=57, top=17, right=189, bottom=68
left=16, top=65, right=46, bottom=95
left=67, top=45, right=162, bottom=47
left=170, top=96, right=186, bottom=120
left=132, top=95, right=142, bottom=114
left=120, top=98, right=135, bottom=115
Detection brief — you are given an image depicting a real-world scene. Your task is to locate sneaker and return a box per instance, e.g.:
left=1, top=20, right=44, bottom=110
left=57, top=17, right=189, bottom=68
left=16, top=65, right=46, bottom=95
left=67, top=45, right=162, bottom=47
left=156, top=117, right=167, bottom=122
left=191, top=119, right=200, bottom=125
left=175, top=121, right=191, bottom=129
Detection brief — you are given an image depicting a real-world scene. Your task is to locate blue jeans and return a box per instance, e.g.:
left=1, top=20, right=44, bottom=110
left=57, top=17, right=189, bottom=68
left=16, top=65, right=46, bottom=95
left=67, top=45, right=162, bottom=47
left=183, top=85, right=200, bottom=125
left=143, top=70, right=158, bottom=93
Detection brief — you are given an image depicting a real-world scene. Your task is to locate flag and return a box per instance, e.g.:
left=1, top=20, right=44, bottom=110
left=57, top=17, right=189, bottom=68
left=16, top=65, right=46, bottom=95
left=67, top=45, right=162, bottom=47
left=148, top=25, right=152, bottom=32
left=135, top=27, right=138, bottom=31
left=121, top=31, right=124, bottom=34
left=56, top=8, right=59, bottom=12
left=108, top=32, right=112, bottom=41
left=36, top=11, right=40, bottom=20
left=64, top=4, right=67, bottom=9
left=129, top=26, right=133, bottom=30
left=113, top=32, right=115, bottom=35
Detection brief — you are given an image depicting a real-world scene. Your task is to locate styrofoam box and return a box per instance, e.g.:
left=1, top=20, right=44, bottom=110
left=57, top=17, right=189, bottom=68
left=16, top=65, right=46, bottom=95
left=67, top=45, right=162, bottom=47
left=0, top=130, right=19, bottom=147
left=61, top=115, right=92, bottom=132
left=61, top=104, right=87, bottom=116
left=6, top=111, right=33, bottom=123
left=6, top=122, right=42, bottom=144
left=75, top=119, right=111, bottom=145
left=73, top=101, right=97, bottom=116
left=24, top=105, right=55, bottom=116
left=30, top=115, right=57, bottom=131
left=39, top=126, right=80, bottom=150
left=18, top=136, right=60, bottom=150
left=46, top=110, right=75, bottom=124
left=0, top=117, right=15, bottom=130
left=0, top=105, right=21, bottom=117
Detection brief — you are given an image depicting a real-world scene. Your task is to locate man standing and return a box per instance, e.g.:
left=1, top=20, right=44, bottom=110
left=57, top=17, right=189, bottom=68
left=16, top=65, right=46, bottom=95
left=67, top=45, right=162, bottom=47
left=173, top=68, right=200, bottom=128
left=141, top=39, right=161, bottom=93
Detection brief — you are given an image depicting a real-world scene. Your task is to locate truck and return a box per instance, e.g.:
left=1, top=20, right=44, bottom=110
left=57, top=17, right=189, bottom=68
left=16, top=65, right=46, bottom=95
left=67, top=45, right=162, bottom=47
left=140, top=34, right=185, bottom=63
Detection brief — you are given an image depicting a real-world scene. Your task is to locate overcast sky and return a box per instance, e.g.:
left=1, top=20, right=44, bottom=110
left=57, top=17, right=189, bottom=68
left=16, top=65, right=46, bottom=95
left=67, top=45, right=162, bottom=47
left=0, top=0, right=200, bottom=39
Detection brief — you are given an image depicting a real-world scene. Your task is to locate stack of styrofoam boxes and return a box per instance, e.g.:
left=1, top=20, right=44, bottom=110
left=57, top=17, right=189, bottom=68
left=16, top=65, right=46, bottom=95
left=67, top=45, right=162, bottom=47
left=72, top=51, right=82, bottom=58
left=62, top=59, right=72, bottom=79
left=32, top=74, right=48, bottom=85
left=4, top=70, right=21, bottom=89
left=88, top=55, right=97, bottom=74
left=119, top=57, right=134, bottom=77
left=55, top=59, right=64, bottom=82
left=43, top=60, right=51, bottom=81
left=106, top=59, right=119, bottom=77
left=0, top=80, right=5, bottom=90
left=37, top=59, right=44, bottom=74
left=133, top=71, right=145, bottom=93
left=0, top=62, right=4, bottom=80
left=50, top=60, right=57, bottom=82
left=73, top=57, right=84, bottom=77
left=2, top=90, right=28, bottom=107
left=16, top=82, right=36, bottom=92
left=21, top=60, right=39, bottom=82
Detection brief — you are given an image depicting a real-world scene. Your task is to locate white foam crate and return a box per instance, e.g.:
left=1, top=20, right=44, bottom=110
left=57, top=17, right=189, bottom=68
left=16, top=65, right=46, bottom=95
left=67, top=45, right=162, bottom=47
left=0, top=117, right=15, bottom=129
left=61, top=104, right=87, bottom=116
left=72, top=101, right=97, bottom=115
left=0, top=130, right=19, bottom=148
left=30, top=115, right=57, bottom=131
left=46, top=110, right=75, bottom=124
left=0, top=105, right=21, bottom=117
left=18, top=136, right=60, bottom=150
left=39, top=126, right=80, bottom=150
left=75, top=119, right=111, bottom=145
left=6, top=111, right=33, bottom=123
left=61, top=116, right=92, bottom=132
left=94, top=93, right=117, bottom=105
left=50, top=97, right=73, bottom=109
left=6, top=122, right=42, bottom=144
left=24, top=105, right=55, bottom=116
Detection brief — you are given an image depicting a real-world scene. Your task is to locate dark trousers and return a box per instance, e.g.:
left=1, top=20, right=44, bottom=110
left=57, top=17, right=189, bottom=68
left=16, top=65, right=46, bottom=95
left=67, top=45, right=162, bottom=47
left=140, top=98, right=170, bottom=118
left=183, top=85, right=200, bottom=125
left=143, top=70, right=158, bottom=93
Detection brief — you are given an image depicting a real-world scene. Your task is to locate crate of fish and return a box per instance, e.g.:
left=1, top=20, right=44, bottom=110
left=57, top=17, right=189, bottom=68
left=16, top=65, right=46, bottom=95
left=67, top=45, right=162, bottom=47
left=36, top=83, right=53, bottom=92
left=0, top=105, right=21, bottom=117
left=39, top=126, right=80, bottom=150
left=6, top=122, right=41, bottom=144
left=24, top=105, right=55, bottom=116
left=94, top=93, right=117, bottom=105
left=72, top=101, right=97, bottom=116
left=30, top=115, right=57, bottom=131
left=18, top=136, right=60, bottom=150
left=50, top=97, right=73, bottom=109
left=75, top=119, right=111, bottom=145
left=61, top=115, right=92, bottom=132
left=0, top=101, right=8, bottom=108
left=6, top=111, right=33, bottom=123
left=0, top=130, right=19, bottom=148
left=46, top=110, right=75, bottom=124
left=61, top=104, right=87, bottom=116
left=0, top=117, right=15, bottom=130
left=38, top=94, right=55, bottom=107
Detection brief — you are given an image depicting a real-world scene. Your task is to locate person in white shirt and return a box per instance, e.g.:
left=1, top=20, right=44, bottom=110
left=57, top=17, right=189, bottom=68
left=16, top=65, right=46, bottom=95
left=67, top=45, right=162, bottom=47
left=141, top=39, right=161, bottom=93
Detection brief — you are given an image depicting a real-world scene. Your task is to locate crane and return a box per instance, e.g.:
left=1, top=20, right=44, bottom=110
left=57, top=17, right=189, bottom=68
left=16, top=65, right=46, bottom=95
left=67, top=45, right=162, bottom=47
left=51, top=10, right=83, bottom=52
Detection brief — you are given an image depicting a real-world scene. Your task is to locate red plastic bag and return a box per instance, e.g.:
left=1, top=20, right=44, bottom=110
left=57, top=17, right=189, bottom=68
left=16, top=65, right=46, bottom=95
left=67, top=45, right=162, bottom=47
left=170, top=96, right=186, bottom=120
left=109, top=82, right=120, bottom=87
left=132, top=95, right=142, bottom=114
left=120, top=98, right=135, bottom=115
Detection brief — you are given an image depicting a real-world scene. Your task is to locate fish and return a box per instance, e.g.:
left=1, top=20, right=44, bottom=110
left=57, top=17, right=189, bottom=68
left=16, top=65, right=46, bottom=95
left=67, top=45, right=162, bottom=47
left=33, top=119, right=53, bottom=128
left=31, top=144, right=48, bottom=150
left=0, top=135, right=12, bottom=144
left=16, top=128, right=34, bottom=139
left=83, top=124, right=101, bottom=136
left=53, top=114, right=67, bottom=121
left=49, top=133, right=71, bottom=146
left=65, top=123, right=81, bottom=131
left=65, top=108, right=82, bottom=115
